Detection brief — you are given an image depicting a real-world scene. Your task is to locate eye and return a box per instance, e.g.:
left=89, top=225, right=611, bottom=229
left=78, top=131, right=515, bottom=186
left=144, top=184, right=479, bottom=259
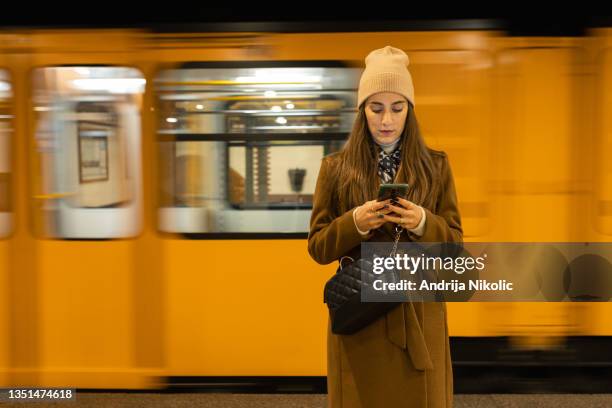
left=392, top=107, right=404, bottom=113
left=371, top=108, right=383, bottom=114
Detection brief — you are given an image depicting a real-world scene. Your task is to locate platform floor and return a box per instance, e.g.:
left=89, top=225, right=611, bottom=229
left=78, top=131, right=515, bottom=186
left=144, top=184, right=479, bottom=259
left=8, top=393, right=612, bottom=408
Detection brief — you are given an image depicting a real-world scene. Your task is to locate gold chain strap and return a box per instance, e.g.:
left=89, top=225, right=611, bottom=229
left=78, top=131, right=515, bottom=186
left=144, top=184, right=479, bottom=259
left=389, top=224, right=404, bottom=258
left=340, top=224, right=404, bottom=268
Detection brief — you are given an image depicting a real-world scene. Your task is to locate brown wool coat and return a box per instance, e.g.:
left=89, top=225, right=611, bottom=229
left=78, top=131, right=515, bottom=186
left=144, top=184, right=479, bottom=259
left=308, top=148, right=463, bottom=408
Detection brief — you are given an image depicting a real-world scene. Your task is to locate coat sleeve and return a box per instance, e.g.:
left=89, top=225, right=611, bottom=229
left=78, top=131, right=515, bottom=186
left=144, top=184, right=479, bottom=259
left=410, top=153, right=463, bottom=243
left=308, top=157, right=374, bottom=265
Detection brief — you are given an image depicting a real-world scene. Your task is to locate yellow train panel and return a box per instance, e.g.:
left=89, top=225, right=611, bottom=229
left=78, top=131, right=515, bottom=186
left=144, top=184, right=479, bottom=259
left=164, top=238, right=329, bottom=375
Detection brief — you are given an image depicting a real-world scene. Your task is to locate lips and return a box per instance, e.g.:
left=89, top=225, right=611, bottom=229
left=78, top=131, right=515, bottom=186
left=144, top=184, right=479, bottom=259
left=380, top=130, right=394, bottom=135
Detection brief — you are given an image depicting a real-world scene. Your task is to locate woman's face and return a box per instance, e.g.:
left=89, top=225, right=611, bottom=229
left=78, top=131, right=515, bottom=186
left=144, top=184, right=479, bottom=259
left=364, top=92, right=408, bottom=145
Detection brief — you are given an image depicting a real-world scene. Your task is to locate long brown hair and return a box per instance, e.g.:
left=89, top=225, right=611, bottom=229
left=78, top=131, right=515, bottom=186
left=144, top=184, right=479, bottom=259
left=330, top=102, right=440, bottom=216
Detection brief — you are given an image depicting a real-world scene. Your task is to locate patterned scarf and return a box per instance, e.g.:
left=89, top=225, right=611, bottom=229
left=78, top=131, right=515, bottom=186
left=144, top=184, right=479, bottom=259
left=377, top=144, right=402, bottom=183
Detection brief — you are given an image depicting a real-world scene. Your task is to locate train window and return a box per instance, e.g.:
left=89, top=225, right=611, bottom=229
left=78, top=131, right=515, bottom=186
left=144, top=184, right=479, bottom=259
left=31, top=66, right=145, bottom=239
left=0, top=70, right=12, bottom=238
left=155, top=64, right=359, bottom=236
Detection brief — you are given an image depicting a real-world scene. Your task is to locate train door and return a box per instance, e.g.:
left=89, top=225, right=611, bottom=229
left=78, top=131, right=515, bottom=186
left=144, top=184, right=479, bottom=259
left=578, top=28, right=612, bottom=337
left=22, top=30, right=162, bottom=388
left=488, top=36, right=593, bottom=348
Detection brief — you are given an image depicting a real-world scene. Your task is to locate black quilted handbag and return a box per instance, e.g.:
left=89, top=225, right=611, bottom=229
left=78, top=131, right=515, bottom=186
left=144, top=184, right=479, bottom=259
left=323, top=226, right=404, bottom=335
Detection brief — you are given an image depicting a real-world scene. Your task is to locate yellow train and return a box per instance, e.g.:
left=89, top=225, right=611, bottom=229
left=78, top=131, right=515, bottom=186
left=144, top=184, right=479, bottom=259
left=1, top=21, right=612, bottom=391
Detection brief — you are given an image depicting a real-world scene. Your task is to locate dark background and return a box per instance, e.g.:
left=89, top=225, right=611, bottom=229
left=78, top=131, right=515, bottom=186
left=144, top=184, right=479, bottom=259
left=0, top=7, right=610, bottom=36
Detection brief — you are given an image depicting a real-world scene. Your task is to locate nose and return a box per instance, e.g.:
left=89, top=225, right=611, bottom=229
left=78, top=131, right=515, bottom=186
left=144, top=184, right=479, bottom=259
left=381, top=109, right=393, bottom=127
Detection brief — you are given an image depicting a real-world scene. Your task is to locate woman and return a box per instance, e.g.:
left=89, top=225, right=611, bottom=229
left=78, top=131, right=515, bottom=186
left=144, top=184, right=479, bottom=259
left=308, top=46, right=463, bottom=408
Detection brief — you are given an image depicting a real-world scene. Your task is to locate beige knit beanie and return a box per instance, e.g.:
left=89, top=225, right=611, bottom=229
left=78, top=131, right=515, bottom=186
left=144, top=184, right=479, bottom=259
left=357, top=45, right=414, bottom=108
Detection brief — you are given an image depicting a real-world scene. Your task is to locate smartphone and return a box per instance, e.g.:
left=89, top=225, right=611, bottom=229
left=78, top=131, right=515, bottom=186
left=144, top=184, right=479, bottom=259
left=377, top=183, right=409, bottom=202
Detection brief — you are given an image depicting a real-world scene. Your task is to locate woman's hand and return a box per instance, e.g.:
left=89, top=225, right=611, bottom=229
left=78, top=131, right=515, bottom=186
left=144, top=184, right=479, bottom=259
left=354, top=199, right=393, bottom=232
left=384, top=197, right=423, bottom=229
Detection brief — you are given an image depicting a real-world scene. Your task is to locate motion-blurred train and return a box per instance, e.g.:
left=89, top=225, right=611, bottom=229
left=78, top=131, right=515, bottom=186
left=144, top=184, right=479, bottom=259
left=1, top=20, right=612, bottom=392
